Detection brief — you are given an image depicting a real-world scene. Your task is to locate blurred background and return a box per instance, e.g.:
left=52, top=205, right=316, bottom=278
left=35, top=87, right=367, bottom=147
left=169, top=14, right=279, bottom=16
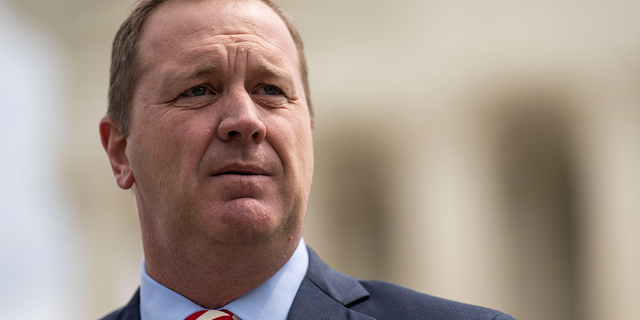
left=1, top=0, right=639, bottom=319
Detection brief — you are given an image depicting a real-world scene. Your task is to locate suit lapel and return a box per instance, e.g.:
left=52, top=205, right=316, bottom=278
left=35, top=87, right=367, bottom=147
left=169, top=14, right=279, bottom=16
left=287, top=248, right=374, bottom=320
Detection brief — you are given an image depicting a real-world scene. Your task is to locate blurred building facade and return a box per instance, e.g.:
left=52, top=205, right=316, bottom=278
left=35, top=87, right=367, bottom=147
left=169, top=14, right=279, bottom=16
left=4, top=0, right=639, bottom=319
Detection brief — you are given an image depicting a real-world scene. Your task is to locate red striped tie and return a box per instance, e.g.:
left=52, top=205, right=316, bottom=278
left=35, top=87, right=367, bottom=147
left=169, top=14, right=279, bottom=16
left=185, top=310, right=240, bottom=320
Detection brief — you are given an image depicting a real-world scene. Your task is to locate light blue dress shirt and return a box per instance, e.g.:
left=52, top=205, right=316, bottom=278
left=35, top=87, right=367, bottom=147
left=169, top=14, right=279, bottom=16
left=140, top=238, right=309, bottom=320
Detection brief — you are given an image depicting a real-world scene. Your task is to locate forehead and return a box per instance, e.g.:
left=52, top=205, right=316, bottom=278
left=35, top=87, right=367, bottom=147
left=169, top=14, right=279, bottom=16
left=138, top=0, right=298, bottom=70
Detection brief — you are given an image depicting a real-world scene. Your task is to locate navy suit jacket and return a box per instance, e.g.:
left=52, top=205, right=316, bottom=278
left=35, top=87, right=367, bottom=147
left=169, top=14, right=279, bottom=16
left=101, top=248, right=515, bottom=320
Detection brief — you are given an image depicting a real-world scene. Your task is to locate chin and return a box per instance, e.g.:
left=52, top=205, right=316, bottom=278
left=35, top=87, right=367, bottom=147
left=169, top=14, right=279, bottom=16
left=200, top=198, right=287, bottom=244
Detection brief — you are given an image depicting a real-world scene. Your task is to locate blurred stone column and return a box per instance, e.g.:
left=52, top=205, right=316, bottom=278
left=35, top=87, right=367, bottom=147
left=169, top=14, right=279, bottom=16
left=8, top=0, right=145, bottom=318
left=384, top=97, right=515, bottom=313
left=575, top=59, right=640, bottom=320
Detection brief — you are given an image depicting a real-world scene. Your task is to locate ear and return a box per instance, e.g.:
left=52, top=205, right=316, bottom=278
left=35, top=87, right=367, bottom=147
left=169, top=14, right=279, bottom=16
left=99, top=115, right=135, bottom=189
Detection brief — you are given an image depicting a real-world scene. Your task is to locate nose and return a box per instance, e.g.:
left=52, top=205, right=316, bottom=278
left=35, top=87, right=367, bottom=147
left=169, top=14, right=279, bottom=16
left=217, top=89, right=266, bottom=144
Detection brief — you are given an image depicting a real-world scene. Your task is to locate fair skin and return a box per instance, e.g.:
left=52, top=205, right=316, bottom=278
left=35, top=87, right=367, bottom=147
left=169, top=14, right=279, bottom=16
left=99, top=0, right=314, bottom=309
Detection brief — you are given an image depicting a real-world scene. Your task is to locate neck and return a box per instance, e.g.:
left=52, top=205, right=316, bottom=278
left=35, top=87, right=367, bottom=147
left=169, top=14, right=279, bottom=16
left=144, top=233, right=302, bottom=309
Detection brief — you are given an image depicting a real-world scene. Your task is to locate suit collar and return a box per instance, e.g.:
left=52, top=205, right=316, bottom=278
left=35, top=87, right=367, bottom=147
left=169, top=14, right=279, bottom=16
left=286, top=247, right=373, bottom=320
left=304, top=247, right=370, bottom=306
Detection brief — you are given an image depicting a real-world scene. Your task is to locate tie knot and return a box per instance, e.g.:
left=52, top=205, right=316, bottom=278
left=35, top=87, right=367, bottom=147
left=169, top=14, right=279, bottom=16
left=185, top=310, right=239, bottom=320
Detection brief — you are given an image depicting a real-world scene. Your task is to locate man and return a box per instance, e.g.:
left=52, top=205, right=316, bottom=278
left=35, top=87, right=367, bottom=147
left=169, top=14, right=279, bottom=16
left=99, top=0, right=515, bottom=319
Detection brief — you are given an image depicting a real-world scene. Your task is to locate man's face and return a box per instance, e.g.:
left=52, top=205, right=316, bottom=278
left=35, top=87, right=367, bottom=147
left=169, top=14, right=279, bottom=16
left=125, top=0, right=313, bottom=246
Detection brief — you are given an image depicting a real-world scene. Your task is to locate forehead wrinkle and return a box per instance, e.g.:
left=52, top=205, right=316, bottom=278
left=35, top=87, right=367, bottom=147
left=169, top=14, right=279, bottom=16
left=227, top=44, right=239, bottom=80
left=189, top=25, right=297, bottom=63
left=193, top=32, right=290, bottom=56
left=189, top=31, right=262, bottom=45
left=240, top=18, right=298, bottom=64
left=179, top=33, right=292, bottom=67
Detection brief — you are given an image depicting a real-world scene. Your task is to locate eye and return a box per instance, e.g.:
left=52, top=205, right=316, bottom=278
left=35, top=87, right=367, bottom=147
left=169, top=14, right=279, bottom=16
left=255, top=85, right=283, bottom=96
left=182, top=85, right=215, bottom=97
left=263, top=85, right=282, bottom=95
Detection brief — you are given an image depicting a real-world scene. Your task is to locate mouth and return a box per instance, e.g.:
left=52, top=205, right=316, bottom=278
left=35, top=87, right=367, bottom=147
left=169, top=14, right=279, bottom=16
left=216, top=171, right=259, bottom=176
left=212, top=165, right=268, bottom=177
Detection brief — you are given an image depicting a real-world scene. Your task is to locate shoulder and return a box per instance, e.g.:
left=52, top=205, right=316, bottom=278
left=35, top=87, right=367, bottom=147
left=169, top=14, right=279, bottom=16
left=354, top=279, right=514, bottom=320
left=298, top=247, right=515, bottom=320
left=100, top=308, right=124, bottom=320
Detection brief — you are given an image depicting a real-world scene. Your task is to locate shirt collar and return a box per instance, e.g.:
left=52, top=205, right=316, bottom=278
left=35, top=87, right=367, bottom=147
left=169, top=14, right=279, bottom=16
left=140, top=238, right=309, bottom=320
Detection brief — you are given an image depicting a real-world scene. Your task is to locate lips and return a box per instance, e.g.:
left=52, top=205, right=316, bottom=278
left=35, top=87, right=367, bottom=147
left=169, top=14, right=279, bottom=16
left=212, top=164, right=269, bottom=176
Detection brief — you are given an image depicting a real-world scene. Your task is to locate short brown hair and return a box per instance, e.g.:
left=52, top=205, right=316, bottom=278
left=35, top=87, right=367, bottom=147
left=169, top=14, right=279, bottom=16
left=108, top=0, right=313, bottom=137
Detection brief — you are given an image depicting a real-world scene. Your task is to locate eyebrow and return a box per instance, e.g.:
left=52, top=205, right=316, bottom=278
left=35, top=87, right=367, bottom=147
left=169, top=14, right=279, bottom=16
left=254, top=64, right=292, bottom=81
left=162, top=60, right=295, bottom=91
left=157, top=62, right=222, bottom=91
left=185, top=63, right=223, bottom=81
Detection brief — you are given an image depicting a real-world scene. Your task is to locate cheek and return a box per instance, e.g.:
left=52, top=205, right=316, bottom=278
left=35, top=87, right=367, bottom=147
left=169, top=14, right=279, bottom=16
left=300, top=133, right=315, bottom=188
left=270, top=119, right=314, bottom=187
left=129, top=110, right=216, bottom=190
left=128, top=134, right=181, bottom=201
